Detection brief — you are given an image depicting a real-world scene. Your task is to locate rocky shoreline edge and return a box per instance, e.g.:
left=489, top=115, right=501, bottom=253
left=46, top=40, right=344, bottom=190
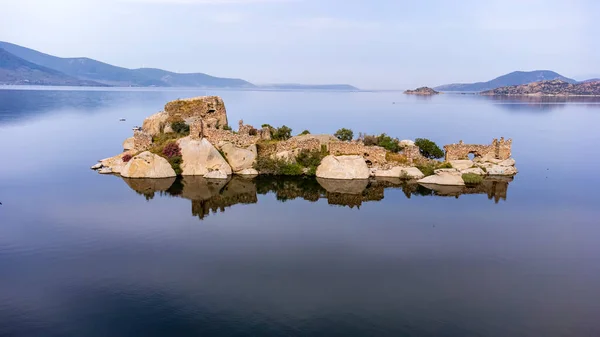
left=92, top=96, right=518, bottom=187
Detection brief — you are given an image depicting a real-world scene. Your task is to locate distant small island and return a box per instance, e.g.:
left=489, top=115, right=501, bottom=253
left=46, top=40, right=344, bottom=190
left=481, top=79, right=600, bottom=96
left=404, top=87, right=439, bottom=95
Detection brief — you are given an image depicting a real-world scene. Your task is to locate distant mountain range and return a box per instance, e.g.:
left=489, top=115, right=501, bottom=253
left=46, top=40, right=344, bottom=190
left=0, top=41, right=358, bottom=90
left=435, top=70, right=580, bottom=92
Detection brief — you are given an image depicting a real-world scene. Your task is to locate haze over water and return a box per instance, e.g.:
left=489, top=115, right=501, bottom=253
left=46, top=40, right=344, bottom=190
left=1, top=88, right=599, bottom=336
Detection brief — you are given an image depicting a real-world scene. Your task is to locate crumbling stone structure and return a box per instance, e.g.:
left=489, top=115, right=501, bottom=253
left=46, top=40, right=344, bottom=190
left=329, top=142, right=387, bottom=167
left=133, top=130, right=152, bottom=151
left=444, top=138, right=512, bottom=161
left=165, top=96, right=228, bottom=128
left=403, top=145, right=424, bottom=163
left=256, top=138, right=322, bottom=158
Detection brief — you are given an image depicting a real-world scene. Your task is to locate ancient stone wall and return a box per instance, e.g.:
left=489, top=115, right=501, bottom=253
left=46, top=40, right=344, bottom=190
left=329, top=142, right=387, bottom=166
left=256, top=138, right=322, bottom=158
left=444, top=138, right=512, bottom=161
left=402, top=145, right=424, bottom=163
left=164, top=96, right=228, bottom=128
left=204, top=128, right=261, bottom=147
left=133, top=130, right=153, bottom=151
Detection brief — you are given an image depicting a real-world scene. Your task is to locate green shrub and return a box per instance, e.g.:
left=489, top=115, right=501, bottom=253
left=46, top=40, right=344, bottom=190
left=171, top=121, right=190, bottom=135
left=334, top=128, right=354, bottom=141
left=377, top=133, right=401, bottom=152
left=299, top=130, right=311, bottom=135
left=438, top=162, right=453, bottom=169
left=462, top=173, right=483, bottom=185
left=169, top=156, right=183, bottom=175
left=417, top=164, right=435, bottom=177
left=254, top=157, right=303, bottom=176
left=296, top=148, right=328, bottom=175
left=273, top=125, right=292, bottom=140
left=415, top=138, right=444, bottom=159
left=223, top=124, right=232, bottom=131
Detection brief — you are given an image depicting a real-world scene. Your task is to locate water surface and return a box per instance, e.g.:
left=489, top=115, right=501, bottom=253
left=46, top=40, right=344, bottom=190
left=1, top=87, right=599, bottom=336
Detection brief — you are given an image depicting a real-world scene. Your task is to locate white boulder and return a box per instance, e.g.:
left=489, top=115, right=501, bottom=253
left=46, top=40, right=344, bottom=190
left=204, top=170, right=228, bottom=179
left=449, top=160, right=473, bottom=170
left=121, top=151, right=176, bottom=178
left=417, top=168, right=465, bottom=186
left=221, top=143, right=257, bottom=172
left=177, top=137, right=232, bottom=176
left=374, top=166, right=424, bottom=179
left=461, top=167, right=486, bottom=175
left=141, top=111, right=169, bottom=136
left=236, top=168, right=259, bottom=176
left=316, top=155, right=370, bottom=180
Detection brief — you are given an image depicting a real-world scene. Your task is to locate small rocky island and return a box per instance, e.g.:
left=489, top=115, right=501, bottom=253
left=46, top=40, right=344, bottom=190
left=481, top=79, right=600, bottom=96
left=92, top=96, right=518, bottom=187
left=404, top=87, right=439, bottom=95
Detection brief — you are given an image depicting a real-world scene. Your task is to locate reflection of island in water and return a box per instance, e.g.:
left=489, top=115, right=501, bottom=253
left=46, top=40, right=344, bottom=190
left=481, top=95, right=600, bottom=112
left=123, top=176, right=513, bottom=220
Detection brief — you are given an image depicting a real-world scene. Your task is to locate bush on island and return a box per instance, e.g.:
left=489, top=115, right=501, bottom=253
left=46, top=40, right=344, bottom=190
left=334, top=128, right=354, bottom=141
left=415, top=138, right=444, bottom=159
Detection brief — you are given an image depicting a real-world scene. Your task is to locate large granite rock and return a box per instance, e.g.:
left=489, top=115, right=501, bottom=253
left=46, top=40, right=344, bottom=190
left=177, top=137, right=232, bottom=176
left=487, top=165, right=518, bottom=176
left=221, top=142, right=257, bottom=172
left=99, top=152, right=133, bottom=175
left=399, top=139, right=415, bottom=147
left=142, top=111, right=168, bottom=137
left=449, top=159, right=474, bottom=170
left=374, top=166, right=424, bottom=179
left=122, top=137, right=135, bottom=151
left=236, top=168, right=259, bottom=176
left=417, top=168, right=465, bottom=186
left=461, top=167, right=486, bottom=175
left=121, top=151, right=176, bottom=178
left=316, top=155, right=370, bottom=180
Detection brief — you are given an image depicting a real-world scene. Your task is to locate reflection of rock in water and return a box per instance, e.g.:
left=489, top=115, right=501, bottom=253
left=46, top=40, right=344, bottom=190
left=122, top=177, right=176, bottom=200
left=184, top=176, right=258, bottom=220
left=418, top=176, right=512, bottom=203
left=121, top=175, right=513, bottom=220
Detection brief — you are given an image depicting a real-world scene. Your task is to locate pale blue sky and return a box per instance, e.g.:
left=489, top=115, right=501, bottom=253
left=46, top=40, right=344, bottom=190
left=1, top=0, right=599, bottom=89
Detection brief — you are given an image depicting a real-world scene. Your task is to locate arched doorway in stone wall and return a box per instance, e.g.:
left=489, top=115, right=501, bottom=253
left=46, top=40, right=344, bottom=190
left=468, top=151, right=482, bottom=161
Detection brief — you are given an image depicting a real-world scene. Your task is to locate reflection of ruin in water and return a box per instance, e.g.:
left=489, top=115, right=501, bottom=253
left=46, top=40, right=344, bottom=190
left=122, top=175, right=513, bottom=220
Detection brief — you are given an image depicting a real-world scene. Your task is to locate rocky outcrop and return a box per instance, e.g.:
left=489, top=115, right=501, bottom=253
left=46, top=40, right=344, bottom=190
left=165, top=96, right=228, bottom=128
left=474, top=157, right=518, bottom=176
left=121, top=151, right=176, bottom=178
left=448, top=160, right=473, bottom=170
left=404, top=87, right=439, bottom=95
left=374, top=167, right=424, bottom=179
left=316, top=155, right=370, bottom=180
left=220, top=143, right=257, bottom=172
left=461, top=167, right=486, bottom=175
left=177, top=137, right=232, bottom=178
left=142, top=111, right=168, bottom=136
left=418, top=168, right=465, bottom=186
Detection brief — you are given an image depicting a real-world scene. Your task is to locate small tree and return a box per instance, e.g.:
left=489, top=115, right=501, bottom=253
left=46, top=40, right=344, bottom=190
left=377, top=133, right=401, bottom=152
left=334, top=128, right=354, bottom=141
left=299, top=130, right=311, bottom=135
left=171, top=121, right=190, bottom=135
left=415, top=138, right=444, bottom=159
left=273, top=125, right=292, bottom=140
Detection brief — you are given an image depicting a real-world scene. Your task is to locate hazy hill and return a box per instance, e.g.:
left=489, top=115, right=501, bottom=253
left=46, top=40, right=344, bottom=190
left=435, top=70, right=577, bottom=92
left=0, top=41, right=255, bottom=88
left=0, top=48, right=105, bottom=86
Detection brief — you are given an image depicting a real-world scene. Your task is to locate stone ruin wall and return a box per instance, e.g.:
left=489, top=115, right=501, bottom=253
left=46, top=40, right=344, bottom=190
left=257, top=138, right=322, bottom=158
left=329, top=142, right=387, bottom=166
left=402, top=145, right=424, bottom=163
left=164, top=96, right=228, bottom=128
left=133, top=130, right=153, bottom=151
left=444, top=138, right=512, bottom=161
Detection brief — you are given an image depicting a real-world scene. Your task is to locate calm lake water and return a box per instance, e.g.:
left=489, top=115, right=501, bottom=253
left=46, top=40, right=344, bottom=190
left=1, top=87, right=599, bottom=337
